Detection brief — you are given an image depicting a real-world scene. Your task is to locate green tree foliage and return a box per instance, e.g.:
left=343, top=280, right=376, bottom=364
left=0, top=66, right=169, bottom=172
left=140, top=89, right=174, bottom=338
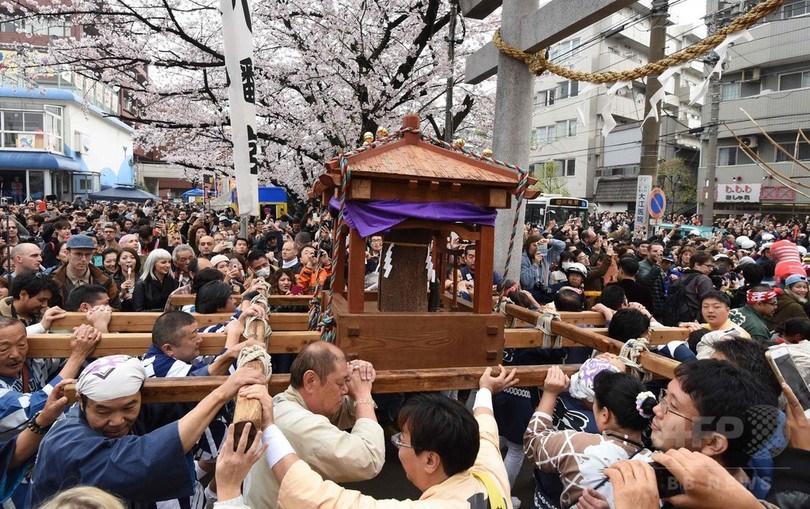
left=657, top=158, right=697, bottom=215
left=529, top=161, right=570, bottom=196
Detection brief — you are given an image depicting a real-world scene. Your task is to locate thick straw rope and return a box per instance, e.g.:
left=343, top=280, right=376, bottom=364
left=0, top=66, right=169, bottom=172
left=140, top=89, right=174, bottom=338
left=237, top=344, right=273, bottom=377
left=619, top=338, right=652, bottom=382
left=493, top=0, right=784, bottom=81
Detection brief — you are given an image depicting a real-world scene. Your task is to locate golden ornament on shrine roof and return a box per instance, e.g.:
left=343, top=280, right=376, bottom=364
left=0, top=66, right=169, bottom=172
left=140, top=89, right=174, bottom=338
left=376, top=127, right=389, bottom=138
left=452, top=138, right=465, bottom=149
left=482, top=148, right=493, bottom=158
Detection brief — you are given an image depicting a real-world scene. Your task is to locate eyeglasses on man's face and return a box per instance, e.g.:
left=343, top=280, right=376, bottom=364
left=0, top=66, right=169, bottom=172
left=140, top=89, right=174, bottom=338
left=658, top=389, right=694, bottom=423
left=390, top=432, right=413, bottom=449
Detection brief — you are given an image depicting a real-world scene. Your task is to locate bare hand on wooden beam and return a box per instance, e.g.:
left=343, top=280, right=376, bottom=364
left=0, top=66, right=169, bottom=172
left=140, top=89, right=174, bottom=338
left=215, top=422, right=267, bottom=501
left=233, top=345, right=273, bottom=444
left=479, top=365, right=519, bottom=394
left=237, top=384, right=275, bottom=432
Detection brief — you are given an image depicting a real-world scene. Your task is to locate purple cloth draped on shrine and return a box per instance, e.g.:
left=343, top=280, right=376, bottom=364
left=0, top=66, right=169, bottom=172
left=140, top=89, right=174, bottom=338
left=329, top=197, right=497, bottom=237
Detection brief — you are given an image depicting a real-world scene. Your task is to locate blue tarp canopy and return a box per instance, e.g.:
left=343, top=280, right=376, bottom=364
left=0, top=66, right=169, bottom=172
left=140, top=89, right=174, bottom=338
left=258, top=187, right=287, bottom=203
left=89, top=186, right=159, bottom=203
left=0, top=151, right=83, bottom=172
left=183, top=188, right=217, bottom=198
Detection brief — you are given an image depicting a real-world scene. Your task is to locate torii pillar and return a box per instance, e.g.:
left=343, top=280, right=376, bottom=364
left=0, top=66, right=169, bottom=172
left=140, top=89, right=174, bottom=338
left=462, top=0, right=637, bottom=278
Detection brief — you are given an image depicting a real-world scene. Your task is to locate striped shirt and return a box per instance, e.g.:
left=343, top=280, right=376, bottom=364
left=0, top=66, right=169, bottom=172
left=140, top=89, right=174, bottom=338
left=0, top=359, right=63, bottom=441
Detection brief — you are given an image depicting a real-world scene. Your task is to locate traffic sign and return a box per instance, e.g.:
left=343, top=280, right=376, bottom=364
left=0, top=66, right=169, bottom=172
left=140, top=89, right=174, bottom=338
left=648, top=188, right=666, bottom=220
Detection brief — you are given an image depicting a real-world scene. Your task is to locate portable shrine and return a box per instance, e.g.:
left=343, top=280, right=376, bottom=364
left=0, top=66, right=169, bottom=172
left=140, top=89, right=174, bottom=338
left=314, top=114, right=538, bottom=370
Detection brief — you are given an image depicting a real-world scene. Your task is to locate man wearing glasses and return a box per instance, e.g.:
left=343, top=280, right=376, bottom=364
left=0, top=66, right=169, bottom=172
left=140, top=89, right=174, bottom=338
left=728, top=285, right=778, bottom=343
left=255, top=365, right=518, bottom=508
left=650, top=360, right=778, bottom=487
left=245, top=341, right=384, bottom=509
left=50, top=234, right=120, bottom=309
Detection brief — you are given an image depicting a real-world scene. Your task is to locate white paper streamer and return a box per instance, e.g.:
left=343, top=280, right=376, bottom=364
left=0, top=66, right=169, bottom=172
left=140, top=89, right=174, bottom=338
left=658, top=65, right=681, bottom=87
left=576, top=106, right=587, bottom=130
left=712, top=30, right=753, bottom=78
left=689, top=76, right=711, bottom=106
left=579, top=83, right=600, bottom=97
left=607, top=80, right=633, bottom=96
left=425, top=249, right=435, bottom=283
left=383, top=243, right=395, bottom=278
left=642, top=86, right=668, bottom=126
left=601, top=97, right=617, bottom=139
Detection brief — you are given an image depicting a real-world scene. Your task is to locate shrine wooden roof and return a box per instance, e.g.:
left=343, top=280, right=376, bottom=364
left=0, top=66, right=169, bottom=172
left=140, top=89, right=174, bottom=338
left=315, top=114, right=538, bottom=199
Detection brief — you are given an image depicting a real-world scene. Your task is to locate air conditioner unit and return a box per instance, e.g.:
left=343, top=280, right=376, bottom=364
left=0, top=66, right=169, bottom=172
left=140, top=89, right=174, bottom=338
left=73, top=132, right=91, bottom=154
left=740, top=135, right=758, bottom=149
left=741, top=67, right=760, bottom=82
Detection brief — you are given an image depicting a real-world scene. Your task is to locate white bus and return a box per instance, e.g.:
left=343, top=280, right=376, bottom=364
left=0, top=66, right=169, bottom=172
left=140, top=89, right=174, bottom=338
left=525, top=196, right=590, bottom=228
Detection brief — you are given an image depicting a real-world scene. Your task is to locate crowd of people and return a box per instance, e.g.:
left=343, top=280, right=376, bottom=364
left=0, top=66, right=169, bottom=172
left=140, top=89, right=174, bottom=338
left=0, top=197, right=807, bottom=509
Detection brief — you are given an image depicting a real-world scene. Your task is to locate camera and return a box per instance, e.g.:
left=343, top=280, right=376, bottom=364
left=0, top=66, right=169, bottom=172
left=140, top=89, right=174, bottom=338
left=649, top=461, right=683, bottom=498
left=708, top=267, right=726, bottom=290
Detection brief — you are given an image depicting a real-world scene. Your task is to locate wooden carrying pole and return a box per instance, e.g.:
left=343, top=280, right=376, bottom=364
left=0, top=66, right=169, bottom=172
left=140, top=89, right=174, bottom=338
left=504, top=304, right=680, bottom=379
left=232, top=309, right=269, bottom=444
left=64, top=365, right=583, bottom=404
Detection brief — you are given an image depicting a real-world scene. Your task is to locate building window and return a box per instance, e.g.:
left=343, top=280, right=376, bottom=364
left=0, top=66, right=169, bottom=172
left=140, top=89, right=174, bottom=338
left=556, top=80, right=579, bottom=100
left=555, top=119, right=577, bottom=138
left=721, top=82, right=740, bottom=101
left=28, top=171, right=45, bottom=200
left=0, top=106, right=63, bottom=152
left=721, top=80, right=761, bottom=100
left=532, top=125, right=556, bottom=146
left=549, top=38, right=580, bottom=61
left=779, top=71, right=810, bottom=91
left=718, top=147, right=755, bottom=166
left=782, top=0, right=809, bottom=19
left=539, top=89, right=555, bottom=106
left=554, top=159, right=576, bottom=177
left=776, top=142, right=810, bottom=162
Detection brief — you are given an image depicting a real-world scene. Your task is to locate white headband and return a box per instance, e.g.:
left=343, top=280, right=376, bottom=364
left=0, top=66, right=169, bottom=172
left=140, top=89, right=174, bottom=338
left=77, top=355, right=146, bottom=402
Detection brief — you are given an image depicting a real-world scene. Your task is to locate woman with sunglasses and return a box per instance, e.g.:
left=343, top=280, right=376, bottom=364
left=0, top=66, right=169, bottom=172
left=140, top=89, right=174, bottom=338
left=524, top=366, right=656, bottom=509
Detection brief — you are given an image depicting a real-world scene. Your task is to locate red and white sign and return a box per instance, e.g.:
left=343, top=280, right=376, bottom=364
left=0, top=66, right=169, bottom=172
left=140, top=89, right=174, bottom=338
left=716, top=183, right=761, bottom=203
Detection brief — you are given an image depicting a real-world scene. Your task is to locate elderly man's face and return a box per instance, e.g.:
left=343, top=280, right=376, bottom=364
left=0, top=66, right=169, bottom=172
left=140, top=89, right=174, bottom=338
left=311, top=359, right=351, bottom=416
left=0, top=323, right=27, bottom=378
left=174, top=249, right=194, bottom=272
left=82, top=393, right=142, bottom=439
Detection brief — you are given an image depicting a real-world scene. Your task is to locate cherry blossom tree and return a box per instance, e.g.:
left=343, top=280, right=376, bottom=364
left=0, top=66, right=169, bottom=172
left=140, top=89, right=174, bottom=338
left=7, top=0, right=498, bottom=200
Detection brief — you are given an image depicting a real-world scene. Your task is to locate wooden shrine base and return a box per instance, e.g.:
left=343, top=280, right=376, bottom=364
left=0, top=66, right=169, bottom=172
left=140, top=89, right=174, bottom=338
left=331, top=294, right=504, bottom=370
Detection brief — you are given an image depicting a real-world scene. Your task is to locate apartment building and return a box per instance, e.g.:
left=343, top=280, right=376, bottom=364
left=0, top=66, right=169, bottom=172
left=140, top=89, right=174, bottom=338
left=0, top=14, right=134, bottom=202
left=529, top=2, right=704, bottom=212
left=698, top=0, right=810, bottom=217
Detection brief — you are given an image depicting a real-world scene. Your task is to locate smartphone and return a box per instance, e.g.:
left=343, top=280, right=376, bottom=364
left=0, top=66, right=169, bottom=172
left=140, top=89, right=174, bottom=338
left=229, top=259, right=241, bottom=272
left=93, top=255, right=103, bottom=268
left=767, top=346, right=810, bottom=411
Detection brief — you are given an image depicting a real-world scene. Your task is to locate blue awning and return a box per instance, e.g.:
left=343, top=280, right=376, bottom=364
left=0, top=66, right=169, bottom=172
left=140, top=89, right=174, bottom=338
left=0, top=151, right=84, bottom=172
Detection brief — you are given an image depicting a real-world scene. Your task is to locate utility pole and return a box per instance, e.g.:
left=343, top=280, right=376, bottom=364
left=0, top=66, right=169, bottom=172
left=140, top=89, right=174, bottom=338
left=703, top=73, right=720, bottom=226
left=639, top=0, right=669, bottom=182
left=444, top=1, right=458, bottom=143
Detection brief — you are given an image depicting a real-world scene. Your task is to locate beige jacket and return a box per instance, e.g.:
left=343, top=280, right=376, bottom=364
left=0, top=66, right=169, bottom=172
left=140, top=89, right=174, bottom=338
left=244, top=386, right=385, bottom=509
left=276, top=413, right=512, bottom=509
